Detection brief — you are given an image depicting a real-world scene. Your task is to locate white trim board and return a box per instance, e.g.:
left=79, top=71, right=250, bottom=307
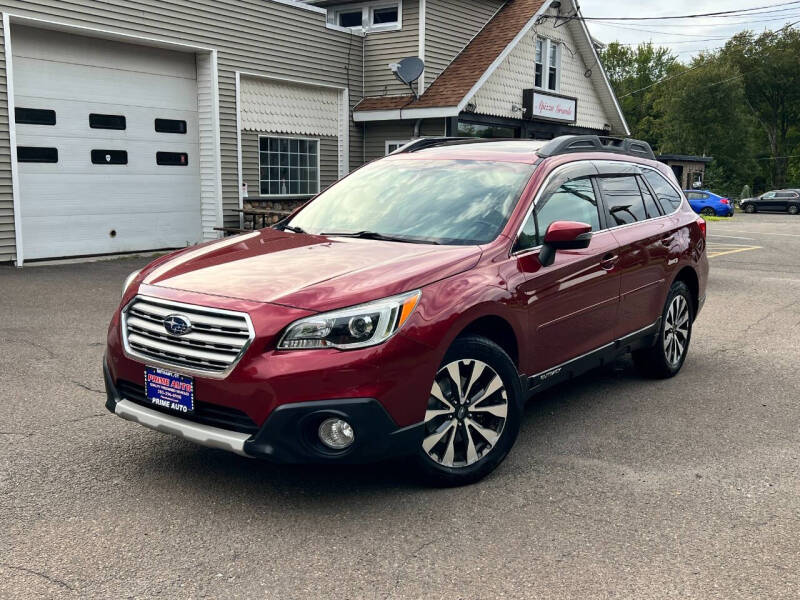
left=2, top=13, right=23, bottom=266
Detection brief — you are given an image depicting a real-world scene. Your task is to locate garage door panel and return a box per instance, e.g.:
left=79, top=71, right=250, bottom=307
left=16, top=136, right=200, bottom=174
left=15, top=99, right=200, bottom=144
left=15, top=57, right=198, bottom=111
left=13, top=25, right=197, bottom=80
left=21, top=213, right=200, bottom=260
left=19, top=174, right=201, bottom=218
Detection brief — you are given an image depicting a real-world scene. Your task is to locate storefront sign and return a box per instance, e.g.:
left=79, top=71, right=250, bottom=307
left=523, top=90, right=577, bottom=124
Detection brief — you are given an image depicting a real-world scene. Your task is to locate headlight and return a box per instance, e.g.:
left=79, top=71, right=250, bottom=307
left=278, top=290, right=421, bottom=350
left=122, top=269, right=141, bottom=296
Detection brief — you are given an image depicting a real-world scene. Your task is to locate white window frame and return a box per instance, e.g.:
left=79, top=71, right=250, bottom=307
left=329, top=1, right=402, bottom=33
left=385, top=140, right=411, bottom=155
left=258, top=135, right=321, bottom=198
left=535, top=37, right=561, bottom=92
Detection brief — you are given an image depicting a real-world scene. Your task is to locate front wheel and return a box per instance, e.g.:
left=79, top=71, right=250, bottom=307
left=701, top=207, right=716, bottom=216
left=415, top=336, right=523, bottom=487
left=633, top=281, right=694, bottom=379
left=744, top=204, right=756, bottom=214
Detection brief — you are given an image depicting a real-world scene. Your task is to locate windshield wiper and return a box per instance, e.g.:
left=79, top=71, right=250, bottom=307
left=320, top=231, right=440, bottom=245
left=274, top=223, right=306, bottom=234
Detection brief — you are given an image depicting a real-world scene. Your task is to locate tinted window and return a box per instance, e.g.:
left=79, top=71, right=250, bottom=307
left=17, top=147, right=58, bottom=163
left=155, top=118, right=187, bottom=134
left=91, top=150, right=128, bottom=165
left=638, top=177, right=662, bottom=218
left=599, top=176, right=647, bottom=226
left=642, top=170, right=682, bottom=211
left=156, top=152, right=188, bottom=166
left=15, top=107, right=56, bottom=126
left=338, top=10, right=362, bottom=27
left=372, top=6, right=398, bottom=24
left=89, top=114, right=126, bottom=130
left=536, top=178, right=600, bottom=244
left=288, top=159, right=535, bottom=245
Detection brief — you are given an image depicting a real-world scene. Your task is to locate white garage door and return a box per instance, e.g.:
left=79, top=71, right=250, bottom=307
left=12, top=26, right=201, bottom=260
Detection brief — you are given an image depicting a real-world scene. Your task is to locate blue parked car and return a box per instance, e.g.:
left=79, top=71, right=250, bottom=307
left=684, top=190, right=734, bottom=217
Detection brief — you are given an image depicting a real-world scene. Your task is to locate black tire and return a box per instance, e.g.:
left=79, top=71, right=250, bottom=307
left=744, top=204, right=756, bottom=214
left=789, top=204, right=799, bottom=215
left=633, top=281, right=694, bottom=379
left=700, top=207, right=716, bottom=216
left=415, top=335, right=523, bottom=487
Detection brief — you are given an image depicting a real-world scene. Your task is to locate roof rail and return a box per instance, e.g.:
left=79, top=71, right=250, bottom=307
left=536, top=135, right=656, bottom=160
left=390, top=137, right=496, bottom=154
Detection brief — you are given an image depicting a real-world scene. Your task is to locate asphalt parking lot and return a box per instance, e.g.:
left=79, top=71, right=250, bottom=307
left=2, top=212, right=799, bottom=599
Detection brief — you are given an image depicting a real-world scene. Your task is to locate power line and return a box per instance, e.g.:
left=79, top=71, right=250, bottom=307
left=593, top=11, right=800, bottom=31
left=579, top=0, right=800, bottom=21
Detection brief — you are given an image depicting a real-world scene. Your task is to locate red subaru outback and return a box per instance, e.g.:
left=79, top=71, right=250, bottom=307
left=105, top=136, right=708, bottom=486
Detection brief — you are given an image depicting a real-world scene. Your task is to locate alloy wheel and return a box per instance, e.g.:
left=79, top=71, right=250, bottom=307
left=423, top=359, right=508, bottom=468
left=663, top=295, right=690, bottom=366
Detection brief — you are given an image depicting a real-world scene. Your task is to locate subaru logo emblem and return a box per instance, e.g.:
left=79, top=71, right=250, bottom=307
left=163, top=314, right=192, bottom=336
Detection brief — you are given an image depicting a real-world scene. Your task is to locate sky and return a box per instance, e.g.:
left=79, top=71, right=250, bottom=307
left=578, top=0, right=800, bottom=60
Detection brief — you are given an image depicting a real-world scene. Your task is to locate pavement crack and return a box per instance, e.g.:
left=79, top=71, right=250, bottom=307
left=2, top=337, right=60, bottom=360
left=70, top=380, right=105, bottom=395
left=742, top=300, right=797, bottom=334
left=0, top=563, right=74, bottom=591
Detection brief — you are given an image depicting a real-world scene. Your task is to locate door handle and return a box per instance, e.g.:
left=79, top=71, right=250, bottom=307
left=600, top=253, right=618, bottom=270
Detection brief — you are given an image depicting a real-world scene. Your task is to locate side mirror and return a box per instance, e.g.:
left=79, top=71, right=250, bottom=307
left=539, top=221, right=592, bottom=267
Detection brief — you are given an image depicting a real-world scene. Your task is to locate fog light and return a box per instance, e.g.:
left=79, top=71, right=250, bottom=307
left=318, top=418, right=355, bottom=450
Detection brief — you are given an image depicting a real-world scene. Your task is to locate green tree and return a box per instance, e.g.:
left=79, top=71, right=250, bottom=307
left=599, top=42, right=678, bottom=143
left=721, top=29, right=800, bottom=188
left=655, top=52, right=757, bottom=197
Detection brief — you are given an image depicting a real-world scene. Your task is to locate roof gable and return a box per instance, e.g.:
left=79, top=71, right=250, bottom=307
left=353, top=0, right=628, bottom=134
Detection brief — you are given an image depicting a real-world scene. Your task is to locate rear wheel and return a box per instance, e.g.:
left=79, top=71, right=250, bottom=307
left=416, top=336, right=522, bottom=487
left=745, top=204, right=756, bottom=213
left=700, top=207, right=716, bottom=216
left=789, top=204, right=799, bottom=215
left=633, top=281, right=693, bottom=379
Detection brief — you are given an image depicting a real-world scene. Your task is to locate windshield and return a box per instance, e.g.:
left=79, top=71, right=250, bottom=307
left=287, top=159, right=536, bottom=245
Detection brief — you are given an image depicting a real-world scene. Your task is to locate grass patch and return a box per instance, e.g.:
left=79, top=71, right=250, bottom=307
left=701, top=215, right=728, bottom=222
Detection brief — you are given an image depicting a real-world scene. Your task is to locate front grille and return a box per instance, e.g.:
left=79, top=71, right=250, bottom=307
left=117, top=379, right=259, bottom=435
left=122, top=296, right=254, bottom=377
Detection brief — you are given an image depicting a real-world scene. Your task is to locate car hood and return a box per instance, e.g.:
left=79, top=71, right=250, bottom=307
left=142, top=229, right=482, bottom=312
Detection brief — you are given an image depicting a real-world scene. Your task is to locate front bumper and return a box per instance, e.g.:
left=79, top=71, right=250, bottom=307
left=104, top=360, right=423, bottom=463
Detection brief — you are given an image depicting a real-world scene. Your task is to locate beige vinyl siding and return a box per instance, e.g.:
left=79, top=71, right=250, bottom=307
left=470, top=16, right=619, bottom=133
left=240, top=131, right=338, bottom=198
left=0, top=18, right=14, bottom=262
left=424, top=0, right=504, bottom=87
left=363, top=118, right=445, bottom=162
left=0, top=0, right=364, bottom=247
left=363, top=0, right=419, bottom=97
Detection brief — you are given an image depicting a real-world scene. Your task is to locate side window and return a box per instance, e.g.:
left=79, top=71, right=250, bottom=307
left=599, top=176, right=647, bottom=226
left=642, top=170, right=682, bottom=212
left=637, top=176, right=662, bottom=218
left=763, top=192, right=776, bottom=199
left=536, top=178, right=600, bottom=244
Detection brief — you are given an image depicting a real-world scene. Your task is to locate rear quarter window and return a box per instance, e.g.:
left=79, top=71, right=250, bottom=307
left=643, top=170, right=682, bottom=212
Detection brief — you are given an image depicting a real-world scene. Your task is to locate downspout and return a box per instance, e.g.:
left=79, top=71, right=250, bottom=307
left=413, top=119, right=422, bottom=138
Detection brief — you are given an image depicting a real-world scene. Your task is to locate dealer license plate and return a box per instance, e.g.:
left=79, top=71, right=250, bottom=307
left=145, top=367, right=194, bottom=415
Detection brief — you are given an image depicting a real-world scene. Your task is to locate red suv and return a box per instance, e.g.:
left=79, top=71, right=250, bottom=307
left=104, top=136, right=708, bottom=486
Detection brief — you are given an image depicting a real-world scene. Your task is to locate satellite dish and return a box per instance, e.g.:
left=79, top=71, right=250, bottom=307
left=390, top=57, right=425, bottom=85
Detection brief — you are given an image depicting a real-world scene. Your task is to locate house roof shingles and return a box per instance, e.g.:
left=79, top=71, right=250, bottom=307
left=354, top=0, right=547, bottom=113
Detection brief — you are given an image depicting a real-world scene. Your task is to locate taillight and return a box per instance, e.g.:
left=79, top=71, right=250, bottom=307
left=697, top=217, right=707, bottom=239
left=721, top=198, right=730, bottom=205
